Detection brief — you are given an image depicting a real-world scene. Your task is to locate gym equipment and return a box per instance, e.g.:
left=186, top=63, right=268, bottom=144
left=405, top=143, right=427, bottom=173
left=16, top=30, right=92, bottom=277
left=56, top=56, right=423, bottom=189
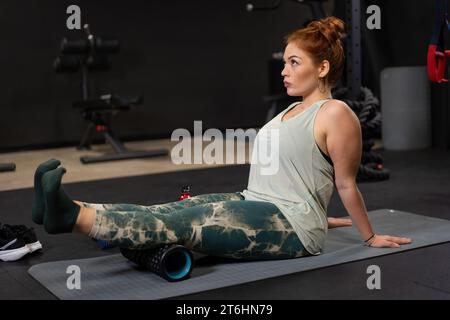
left=344, top=0, right=362, bottom=100
left=428, top=1, right=450, bottom=150
left=428, top=0, right=450, bottom=83
left=381, top=66, right=431, bottom=150
left=28, top=209, right=450, bottom=299
left=120, top=245, right=194, bottom=282
left=95, top=185, right=194, bottom=279
left=118, top=186, right=194, bottom=281
left=93, top=238, right=114, bottom=250
left=179, top=185, right=191, bottom=200
left=54, top=24, right=168, bottom=164
left=0, top=163, right=16, bottom=172
left=73, top=94, right=169, bottom=164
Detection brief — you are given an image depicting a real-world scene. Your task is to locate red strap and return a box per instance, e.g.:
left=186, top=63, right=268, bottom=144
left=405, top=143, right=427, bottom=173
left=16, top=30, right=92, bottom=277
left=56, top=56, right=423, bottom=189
left=428, top=44, right=448, bottom=83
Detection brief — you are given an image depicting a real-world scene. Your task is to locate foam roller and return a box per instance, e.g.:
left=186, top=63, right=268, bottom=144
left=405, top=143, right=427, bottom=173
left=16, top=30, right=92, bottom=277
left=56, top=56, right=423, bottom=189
left=120, top=244, right=194, bottom=282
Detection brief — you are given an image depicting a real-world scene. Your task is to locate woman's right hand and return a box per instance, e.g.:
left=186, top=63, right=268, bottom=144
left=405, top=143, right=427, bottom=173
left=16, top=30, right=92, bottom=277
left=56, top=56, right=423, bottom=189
left=367, top=234, right=412, bottom=248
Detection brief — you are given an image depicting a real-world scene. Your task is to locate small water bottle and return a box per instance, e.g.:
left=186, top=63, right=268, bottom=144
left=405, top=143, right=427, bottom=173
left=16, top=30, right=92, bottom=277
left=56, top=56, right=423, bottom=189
left=96, top=239, right=114, bottom=250
left=179, top=185, right=191, bottom=201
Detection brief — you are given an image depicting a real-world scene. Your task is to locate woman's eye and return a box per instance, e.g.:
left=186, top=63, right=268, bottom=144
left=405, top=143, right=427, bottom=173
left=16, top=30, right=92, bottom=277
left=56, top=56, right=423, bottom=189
left=284, top=60, right=299, bottom=66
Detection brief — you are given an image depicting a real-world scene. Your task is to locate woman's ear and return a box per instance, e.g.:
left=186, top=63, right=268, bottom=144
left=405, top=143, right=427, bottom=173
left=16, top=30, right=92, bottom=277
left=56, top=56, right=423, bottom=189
left=318, top=60, right=330, bottom=78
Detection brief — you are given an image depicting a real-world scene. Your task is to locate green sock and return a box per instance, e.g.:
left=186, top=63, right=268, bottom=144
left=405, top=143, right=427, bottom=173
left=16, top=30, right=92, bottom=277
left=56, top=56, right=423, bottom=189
left=32, top=159, right=61, bottom=225
left=42, top=167, right=81, bottom=234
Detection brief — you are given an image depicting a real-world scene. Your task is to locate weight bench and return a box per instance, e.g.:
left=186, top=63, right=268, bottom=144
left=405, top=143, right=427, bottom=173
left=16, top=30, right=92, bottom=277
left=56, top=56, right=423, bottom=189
left=73, top=94, right=168, bottom=164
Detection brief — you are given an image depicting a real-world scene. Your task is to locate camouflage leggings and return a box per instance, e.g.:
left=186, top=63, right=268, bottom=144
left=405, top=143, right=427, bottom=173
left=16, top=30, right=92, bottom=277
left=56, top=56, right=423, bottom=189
left=82, top=192, right=309, bottom=260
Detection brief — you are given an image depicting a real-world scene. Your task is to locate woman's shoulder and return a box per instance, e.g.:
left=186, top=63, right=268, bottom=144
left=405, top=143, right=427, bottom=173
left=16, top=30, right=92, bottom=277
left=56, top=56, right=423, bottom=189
left=322, top=99, right=355, bottom=119
left=323, top=98, right=350, bottom=110
left=321, top=99, right=359, bottom=128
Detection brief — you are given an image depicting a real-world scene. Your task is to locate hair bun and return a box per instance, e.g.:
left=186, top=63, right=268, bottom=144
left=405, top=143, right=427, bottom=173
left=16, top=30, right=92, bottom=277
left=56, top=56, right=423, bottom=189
left=285, top=16, right=346, bottom=89
left=311, top=17, right=347, bottom=44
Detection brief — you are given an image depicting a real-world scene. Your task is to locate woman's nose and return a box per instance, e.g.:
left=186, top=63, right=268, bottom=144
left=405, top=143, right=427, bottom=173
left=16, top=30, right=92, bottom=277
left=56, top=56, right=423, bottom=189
left=281, top=66, right=288, bottom=77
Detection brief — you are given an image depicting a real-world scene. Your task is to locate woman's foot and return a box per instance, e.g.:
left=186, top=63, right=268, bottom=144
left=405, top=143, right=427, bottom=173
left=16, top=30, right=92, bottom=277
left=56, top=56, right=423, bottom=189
left=32, top=159, right=61, bottom=225
left=42, top=167, right=81, bottom=234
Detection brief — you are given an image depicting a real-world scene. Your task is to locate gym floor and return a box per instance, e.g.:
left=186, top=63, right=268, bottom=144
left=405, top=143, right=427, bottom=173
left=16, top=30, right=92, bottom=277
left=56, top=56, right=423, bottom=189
left=1, top=138, right=450, bottom=300
left=0, top=137, right=253, bottom=192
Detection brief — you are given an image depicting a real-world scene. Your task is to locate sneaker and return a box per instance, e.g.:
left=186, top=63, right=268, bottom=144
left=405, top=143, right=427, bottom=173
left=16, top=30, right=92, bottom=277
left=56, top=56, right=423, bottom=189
left=0, top=227, right=30, bottom=262
left=2, top=224, right=42, bottom=253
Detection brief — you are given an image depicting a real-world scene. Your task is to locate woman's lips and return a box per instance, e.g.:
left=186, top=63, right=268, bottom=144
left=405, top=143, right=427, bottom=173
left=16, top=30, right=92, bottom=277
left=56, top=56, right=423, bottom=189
left=284, top=81, right=291, bottom=87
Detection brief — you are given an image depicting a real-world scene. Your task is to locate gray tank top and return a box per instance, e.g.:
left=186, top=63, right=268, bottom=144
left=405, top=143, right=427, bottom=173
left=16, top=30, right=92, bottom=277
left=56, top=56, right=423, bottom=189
left=241, top=99, right=335, bottom=255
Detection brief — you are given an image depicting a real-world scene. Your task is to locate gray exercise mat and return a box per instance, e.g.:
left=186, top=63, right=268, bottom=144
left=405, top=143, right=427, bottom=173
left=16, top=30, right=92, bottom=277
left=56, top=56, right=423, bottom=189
left=28, top=209, right=450, bottom=300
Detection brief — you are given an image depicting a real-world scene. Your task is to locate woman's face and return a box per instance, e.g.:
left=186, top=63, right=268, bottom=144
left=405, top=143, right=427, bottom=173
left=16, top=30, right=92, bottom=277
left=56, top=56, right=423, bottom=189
left=281, top=43, right=326, bottom=97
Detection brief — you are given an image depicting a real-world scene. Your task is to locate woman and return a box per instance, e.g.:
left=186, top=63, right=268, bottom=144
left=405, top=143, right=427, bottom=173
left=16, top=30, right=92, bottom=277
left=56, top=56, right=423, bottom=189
left=32, top=17, right=411, bottom=260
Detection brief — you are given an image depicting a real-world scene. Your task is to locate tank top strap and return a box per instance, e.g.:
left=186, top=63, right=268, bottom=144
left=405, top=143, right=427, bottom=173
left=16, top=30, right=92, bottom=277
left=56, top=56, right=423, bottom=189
left=313, top=99, right=332, bottom=110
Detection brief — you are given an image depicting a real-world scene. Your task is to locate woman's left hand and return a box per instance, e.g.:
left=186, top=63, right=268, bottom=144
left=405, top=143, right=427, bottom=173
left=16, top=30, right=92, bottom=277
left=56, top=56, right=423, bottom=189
left=327, top=217, right=353, bottom=229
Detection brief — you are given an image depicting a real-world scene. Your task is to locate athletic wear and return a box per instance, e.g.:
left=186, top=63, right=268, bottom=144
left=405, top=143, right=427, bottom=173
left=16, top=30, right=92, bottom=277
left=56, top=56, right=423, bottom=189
left=2, top=225, right=42, bottom=253
left=318, top=144, right=333, bottom=166
left=32, top=158, right=61, bottom=225
left=242, top=99, right=335, bottom=255
left=41, top=167, right=81, bottom=234
left=35, top=99, right=338, bottom=261
left=83, top=193, right=309, bottom=260
left=0, top=226, right=30, bottom=262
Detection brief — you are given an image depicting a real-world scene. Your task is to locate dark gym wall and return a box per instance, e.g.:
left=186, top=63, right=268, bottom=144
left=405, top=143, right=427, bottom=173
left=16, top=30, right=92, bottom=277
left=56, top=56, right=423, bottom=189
left=0, top=0, right=435, bottom=151
left=0, top=0, right=312, bottom=151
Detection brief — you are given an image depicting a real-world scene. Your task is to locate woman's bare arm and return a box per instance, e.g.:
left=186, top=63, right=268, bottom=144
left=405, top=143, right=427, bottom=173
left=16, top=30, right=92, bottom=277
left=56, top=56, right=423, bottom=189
left=323, top=101, right=411, bottom=248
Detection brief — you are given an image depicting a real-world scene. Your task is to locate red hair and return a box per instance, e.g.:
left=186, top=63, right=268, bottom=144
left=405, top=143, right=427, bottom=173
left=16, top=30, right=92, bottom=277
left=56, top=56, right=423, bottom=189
left=285, top=16, right=347, bottom=88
